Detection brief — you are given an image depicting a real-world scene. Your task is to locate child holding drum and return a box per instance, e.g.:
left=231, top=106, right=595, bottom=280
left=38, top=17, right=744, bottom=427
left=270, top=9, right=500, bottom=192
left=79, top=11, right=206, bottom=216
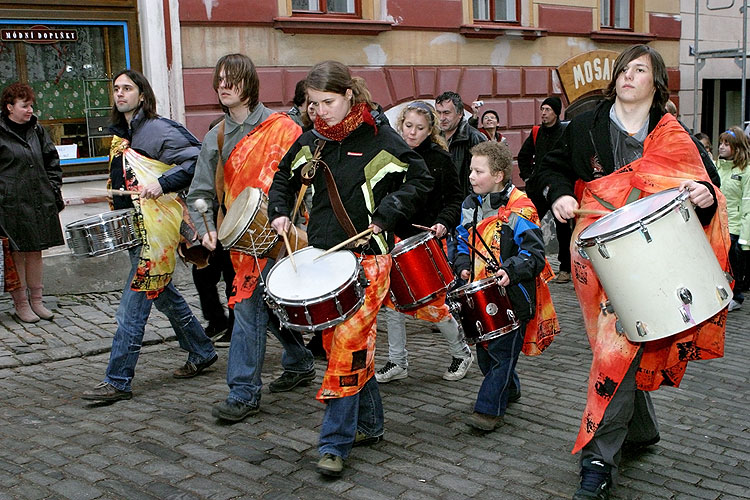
left=453, top=141, right=558, bottom=432
left=716, top=126, right=750, bottom=312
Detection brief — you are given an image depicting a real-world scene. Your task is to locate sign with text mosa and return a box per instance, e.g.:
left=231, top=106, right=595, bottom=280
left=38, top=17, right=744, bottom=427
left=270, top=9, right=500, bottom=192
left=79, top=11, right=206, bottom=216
left=556, top=50, right=619, bottom=103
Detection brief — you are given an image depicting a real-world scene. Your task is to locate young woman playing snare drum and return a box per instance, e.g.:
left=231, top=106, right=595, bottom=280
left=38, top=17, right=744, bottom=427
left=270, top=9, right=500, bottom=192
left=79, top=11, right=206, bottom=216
left=375, top=101, right=473, bottom=384
left=268, top=60, right=433, bottom=478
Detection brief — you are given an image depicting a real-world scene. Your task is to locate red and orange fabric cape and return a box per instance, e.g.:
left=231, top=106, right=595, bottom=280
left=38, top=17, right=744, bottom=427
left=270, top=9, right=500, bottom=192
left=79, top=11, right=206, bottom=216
left=318, top=254, right=391, bottom=401
left=570, top=114, right=729, bottom=453
left=469, top=187, right=559, bottom=356
left=221, top=113, right=301, bottom=306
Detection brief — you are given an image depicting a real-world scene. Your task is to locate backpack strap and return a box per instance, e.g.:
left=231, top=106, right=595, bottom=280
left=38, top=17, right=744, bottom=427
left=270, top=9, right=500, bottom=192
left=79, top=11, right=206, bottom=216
left=532, top=125, right=540, bottom=145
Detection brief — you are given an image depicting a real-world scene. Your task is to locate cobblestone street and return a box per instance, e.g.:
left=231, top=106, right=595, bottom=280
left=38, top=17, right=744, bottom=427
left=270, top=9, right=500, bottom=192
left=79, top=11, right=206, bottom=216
left=0, top=272, right=748, bottom=499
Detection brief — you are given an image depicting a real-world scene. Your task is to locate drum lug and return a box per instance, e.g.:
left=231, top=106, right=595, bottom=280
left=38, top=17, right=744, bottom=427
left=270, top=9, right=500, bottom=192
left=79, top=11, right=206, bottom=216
left=679, top=307, right=691, bottom=323
left=466, top=295, right=474, bottom=309
left=448, top=300, right=462, bottom=315
left=615, top=319, right=624, bottom=334
left=635, top=321, right=649, bottom=338
left=358, top=267, right=370, bottom=288
left=679, top=204, right=691, bottom=222
left=507, top=309, right=516, bottom=323
left=677, top=287, right=693, bottom=305
left=638, top=222, right=652, bottom=243
left=599, top=301, right=614, bottom=315
left=596, top=241, right=610, bottom=259
left=724, top=271, right=735, bottom=285
left=717, top=285, right=729, bottom=301
left=475, top=320, right=483, bottom=336
left=577, top=246, right=590, bottom=260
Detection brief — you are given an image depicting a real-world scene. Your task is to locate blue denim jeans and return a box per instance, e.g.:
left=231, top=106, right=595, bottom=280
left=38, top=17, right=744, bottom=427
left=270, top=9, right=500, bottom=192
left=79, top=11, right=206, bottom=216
left=473, top=323, right=525, bottom=416
left=104, top=247, right=216, bottom=392
left=319, top=376, right=383, bottom=459
left=225, top=262, right=314, bottom=405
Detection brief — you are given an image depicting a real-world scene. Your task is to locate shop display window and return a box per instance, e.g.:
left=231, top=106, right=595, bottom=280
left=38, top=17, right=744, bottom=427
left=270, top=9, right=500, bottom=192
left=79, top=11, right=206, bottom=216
left=0, top=20, right=131, bottom=172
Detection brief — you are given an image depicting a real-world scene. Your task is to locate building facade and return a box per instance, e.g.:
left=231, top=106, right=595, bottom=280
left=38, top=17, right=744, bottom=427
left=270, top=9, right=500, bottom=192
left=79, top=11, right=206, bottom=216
left=2, top=0, right=687, bottom=177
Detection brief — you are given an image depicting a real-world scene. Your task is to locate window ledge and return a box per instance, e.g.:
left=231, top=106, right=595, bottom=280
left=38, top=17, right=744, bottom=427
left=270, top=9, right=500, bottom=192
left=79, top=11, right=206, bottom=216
left=273, top=16, right=392, bottom=35
left=460, top=24, right=546, bottom=40
left=590, top=30, right=655, bottom=43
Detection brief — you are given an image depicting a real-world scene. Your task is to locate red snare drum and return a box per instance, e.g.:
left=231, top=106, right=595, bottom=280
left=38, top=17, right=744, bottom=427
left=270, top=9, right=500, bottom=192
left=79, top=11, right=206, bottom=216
left=389, top=232, right=455, bottom=311
left=265, top=247, right=365, bottom=332
left=447, top=277, right=519, bottom=344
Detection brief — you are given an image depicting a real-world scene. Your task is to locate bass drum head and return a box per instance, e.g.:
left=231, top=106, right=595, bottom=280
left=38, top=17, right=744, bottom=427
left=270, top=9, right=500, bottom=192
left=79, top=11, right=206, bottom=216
left=266, top=247, right=358, bottom=302
left=218, top=187, right=262, bottom=247
left=578, top=188, right=682, bottom=243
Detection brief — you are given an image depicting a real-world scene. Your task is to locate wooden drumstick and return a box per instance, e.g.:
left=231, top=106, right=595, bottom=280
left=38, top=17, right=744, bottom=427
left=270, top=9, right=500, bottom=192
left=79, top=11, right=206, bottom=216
left=83, top=187, right=140, bottom=196
left=281, top=230, right=297, bottom=272
left=313, top=227, right=374, bottom=261
left=411, top=223, right=436, bottom=233
left=573, top=209, right=611, bottom=216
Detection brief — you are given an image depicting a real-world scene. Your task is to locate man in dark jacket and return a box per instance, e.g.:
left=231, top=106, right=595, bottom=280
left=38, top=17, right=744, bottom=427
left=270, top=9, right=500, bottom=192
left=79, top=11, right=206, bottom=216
left=435, top=91, right=486, bottom=263
left=82, top=69, right=217, bottom=403
left=435, top=91, right=487, bottom=198
left=517, top=96, right=572, bottom=283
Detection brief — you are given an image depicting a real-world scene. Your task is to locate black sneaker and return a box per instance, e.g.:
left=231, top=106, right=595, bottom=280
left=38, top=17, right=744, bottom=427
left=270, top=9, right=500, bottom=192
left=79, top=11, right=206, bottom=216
left=214, top=330, right=232, bottom=348
left=268, top=369, right=316, bottom=393
left=507, top=388, right=522, bottom=404
left=573, top=459, right=612, bottom=500
left=212, top=399, right=259, bottom=422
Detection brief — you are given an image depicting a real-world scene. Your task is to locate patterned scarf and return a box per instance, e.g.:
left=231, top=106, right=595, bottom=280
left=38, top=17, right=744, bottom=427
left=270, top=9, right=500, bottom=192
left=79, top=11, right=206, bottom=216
left=314, top=102, right=376, bottom=141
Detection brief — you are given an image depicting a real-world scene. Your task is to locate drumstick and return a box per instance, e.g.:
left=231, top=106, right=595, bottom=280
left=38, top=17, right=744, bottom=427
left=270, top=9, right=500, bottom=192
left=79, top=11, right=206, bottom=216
left=281, top=230, right=297, bottom=272
left=83, top=187, right=140, bottom=196
left=457, top=235, right=500, bottom=273
left=313, top=228, right=374, bottom=261
left=411, top=223, right=436, bottom=233
left=193, top=199, right=215, bottom=246
left=573, top=208, right=611, bottom=216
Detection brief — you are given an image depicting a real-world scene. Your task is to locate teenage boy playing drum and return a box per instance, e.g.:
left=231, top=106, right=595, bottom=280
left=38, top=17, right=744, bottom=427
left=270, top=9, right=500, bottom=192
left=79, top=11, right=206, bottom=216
left=537, top=44, right=729, bottom=500
left=454, top=141, right=558, bottom=432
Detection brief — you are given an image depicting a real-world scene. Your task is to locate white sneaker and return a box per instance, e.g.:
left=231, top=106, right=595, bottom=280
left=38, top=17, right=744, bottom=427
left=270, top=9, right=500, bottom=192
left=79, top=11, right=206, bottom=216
left=375, top=361, right=407, bottom=383
left=728, top=299, right=742, bottom=312
left=443, top=354, right=473, bottom=381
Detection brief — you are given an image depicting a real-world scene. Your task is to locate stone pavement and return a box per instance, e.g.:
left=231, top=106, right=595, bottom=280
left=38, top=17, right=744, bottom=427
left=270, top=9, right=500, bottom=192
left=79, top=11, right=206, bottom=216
left=0, top=272, right=749, bottom=499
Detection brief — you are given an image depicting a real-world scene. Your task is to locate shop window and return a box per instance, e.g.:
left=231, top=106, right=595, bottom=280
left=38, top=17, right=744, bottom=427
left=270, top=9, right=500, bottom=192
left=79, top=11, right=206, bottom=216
left=473, top=0, right=519, bottom=22
left=292, top=0, right=359, bottom=15
left=601, top=0, right=632, bottom=29
left=0, top=20, right=131, bottom=170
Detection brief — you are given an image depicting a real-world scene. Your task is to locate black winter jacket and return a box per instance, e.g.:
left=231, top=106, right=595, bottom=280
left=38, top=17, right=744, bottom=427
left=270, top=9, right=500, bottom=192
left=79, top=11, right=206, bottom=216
left=268, top=119, right=434, bottom=255
left=446, top=118, right=486, bottom=197
left=537, top=100, right=718, bottom=225
left=0, top=115, right=63, bottom=251
left=393, top=138, right=462, bottom=239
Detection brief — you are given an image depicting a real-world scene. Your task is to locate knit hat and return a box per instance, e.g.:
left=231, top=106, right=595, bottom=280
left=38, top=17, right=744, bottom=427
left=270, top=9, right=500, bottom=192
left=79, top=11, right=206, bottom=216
left=541, top=97, right=562, bottom=117
left=481, top=109, right=499, bottom=121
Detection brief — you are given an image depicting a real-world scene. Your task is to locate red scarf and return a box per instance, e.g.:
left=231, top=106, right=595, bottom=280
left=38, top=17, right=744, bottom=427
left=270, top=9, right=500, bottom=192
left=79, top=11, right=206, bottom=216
left=315, top=102, right=376, bottom=141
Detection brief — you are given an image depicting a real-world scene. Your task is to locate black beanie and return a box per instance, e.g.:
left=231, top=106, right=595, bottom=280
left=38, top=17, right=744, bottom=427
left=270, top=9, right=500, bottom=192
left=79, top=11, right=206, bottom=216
left=541, top=97, right=562, bottom=117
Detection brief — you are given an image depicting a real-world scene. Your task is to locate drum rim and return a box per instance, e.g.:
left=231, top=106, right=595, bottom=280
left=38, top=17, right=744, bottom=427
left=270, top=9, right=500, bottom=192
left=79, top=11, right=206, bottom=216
left=465, top=321, right=520, bottom=344
left=576, top=188, right=688, bottom=247
left=218, top=187, right=264, bottom=247
left=65, top=208, right=135, bottom=230
left=391, top=231, right=434, bottom=256
left=448, top=275, right=502, bottom=298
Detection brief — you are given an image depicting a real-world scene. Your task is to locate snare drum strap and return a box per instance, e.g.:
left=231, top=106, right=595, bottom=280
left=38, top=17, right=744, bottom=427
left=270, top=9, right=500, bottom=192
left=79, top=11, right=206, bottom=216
left=214, top=120, right=227, bottom=229
left=320, top=163, right=358, bottom=240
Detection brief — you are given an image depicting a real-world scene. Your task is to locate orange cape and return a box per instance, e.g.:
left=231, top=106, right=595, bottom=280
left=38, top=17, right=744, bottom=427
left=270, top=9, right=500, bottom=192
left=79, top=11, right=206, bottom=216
left=570, top=114, right=729, bottom=453
left=470, top=187, right=559, bottom=355
left=221, top=113, right=301, bottom=306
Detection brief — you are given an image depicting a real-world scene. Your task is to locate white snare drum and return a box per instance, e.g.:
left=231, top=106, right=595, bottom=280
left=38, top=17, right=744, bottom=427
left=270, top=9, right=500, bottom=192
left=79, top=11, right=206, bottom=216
left=65, top=209, right=142, bottom=257
left=219, top=187, right=306, bottom=258
left=264, top=247, right=366, bottom=332
left=576, top=188, right=731, bottom=342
